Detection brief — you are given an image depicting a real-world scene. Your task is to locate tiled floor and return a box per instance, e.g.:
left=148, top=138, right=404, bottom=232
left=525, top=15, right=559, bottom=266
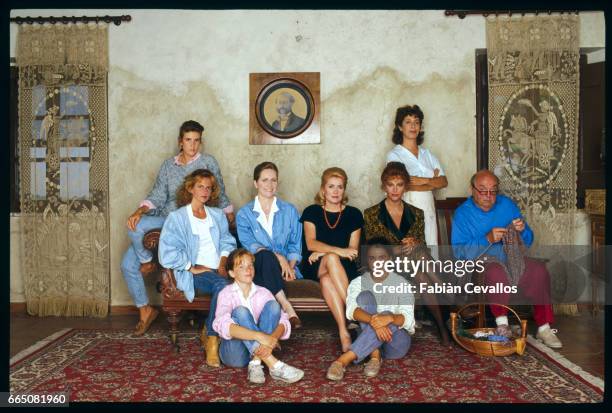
left=10, top=310, right=605, bottom=378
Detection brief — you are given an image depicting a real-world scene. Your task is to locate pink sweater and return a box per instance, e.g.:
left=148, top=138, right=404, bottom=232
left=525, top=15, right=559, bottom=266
left=212, top=282, right=291, bottom=341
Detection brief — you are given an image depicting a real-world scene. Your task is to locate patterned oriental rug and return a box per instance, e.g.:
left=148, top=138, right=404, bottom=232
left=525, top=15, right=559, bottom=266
left=10, top=328, right=603, bottom=403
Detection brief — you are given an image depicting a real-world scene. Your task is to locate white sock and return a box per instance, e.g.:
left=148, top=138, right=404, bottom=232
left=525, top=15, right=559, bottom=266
left=495, top=316, right=509, bottom=326
left=537, top=323, right=551, bottom=334
left=272, top=360, right=284, bottom=370
left=249, top=359, right=261, bottom=366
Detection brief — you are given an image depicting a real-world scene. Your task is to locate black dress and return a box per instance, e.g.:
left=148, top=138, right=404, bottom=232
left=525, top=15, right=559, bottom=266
left=299, top=204, right=364, bottom=281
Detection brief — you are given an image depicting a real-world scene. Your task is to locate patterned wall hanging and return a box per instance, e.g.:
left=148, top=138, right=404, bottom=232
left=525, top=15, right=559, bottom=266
left=16, top=24, right=110, bottom=316
left=486, top=15, right=581, bottom=314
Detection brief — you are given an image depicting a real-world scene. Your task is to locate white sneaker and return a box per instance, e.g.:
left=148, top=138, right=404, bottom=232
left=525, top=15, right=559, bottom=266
left=269, top=363, right=304, bottom=383
left=536, top=328, right=563, bottom=349
left=247, top=363, right=266, bottom=384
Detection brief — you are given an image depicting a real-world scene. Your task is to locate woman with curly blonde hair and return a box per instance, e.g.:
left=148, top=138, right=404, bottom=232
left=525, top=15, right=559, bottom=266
left=159, top=168, right=237, bottom=367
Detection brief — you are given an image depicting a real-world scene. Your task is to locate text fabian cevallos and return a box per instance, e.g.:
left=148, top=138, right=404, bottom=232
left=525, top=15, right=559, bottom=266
left=372, top=282, right=518, bottom=295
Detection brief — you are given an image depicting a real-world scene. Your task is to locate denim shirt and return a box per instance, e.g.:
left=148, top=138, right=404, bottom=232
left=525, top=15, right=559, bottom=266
left=159, top=205, right=237, bottom=302
left=236, top=197, right=304, bottom=279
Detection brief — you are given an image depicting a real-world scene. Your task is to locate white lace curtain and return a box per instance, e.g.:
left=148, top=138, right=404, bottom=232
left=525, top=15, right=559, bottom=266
left=16, top=24, right=110, bottom=316
left=486, top=15, right=581, bottom=315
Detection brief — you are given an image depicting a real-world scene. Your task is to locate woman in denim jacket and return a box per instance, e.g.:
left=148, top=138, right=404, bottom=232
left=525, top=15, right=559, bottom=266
left=159, top=168, right=237, bottom=367
left=236, top=162, right=303, bottom=330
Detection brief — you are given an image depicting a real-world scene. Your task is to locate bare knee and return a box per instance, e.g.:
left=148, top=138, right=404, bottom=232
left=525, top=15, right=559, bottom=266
left=321, top=252, right=341, bottom=267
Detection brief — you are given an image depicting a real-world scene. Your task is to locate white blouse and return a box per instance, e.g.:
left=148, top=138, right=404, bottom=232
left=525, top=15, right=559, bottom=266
left=252, top=196, right=279, bottom=239
left=386, top=145, right=445, bottom=178
left=186, top=206, right=229, bottom=270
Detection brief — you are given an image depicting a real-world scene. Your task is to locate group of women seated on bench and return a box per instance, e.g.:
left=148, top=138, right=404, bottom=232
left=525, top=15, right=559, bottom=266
left=121, top=104, right=449, bottom=384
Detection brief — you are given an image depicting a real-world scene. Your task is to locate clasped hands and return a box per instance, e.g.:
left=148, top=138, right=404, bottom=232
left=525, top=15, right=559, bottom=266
left=369, top=313, right=394, bottom=342
left=486, top=218, right=525, bottom=244
left=254, top=332, right=279, bottom=359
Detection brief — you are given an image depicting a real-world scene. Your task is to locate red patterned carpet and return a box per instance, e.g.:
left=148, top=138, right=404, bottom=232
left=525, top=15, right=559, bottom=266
left=10, top=328, right=603, bottom=403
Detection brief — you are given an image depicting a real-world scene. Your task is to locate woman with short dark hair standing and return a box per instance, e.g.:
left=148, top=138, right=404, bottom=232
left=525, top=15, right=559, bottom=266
left=386, top=105, right=448, bottom=248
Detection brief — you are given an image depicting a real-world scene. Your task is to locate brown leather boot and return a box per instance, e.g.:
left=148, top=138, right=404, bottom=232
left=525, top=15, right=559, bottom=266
left=200, top=326, right=208, bottom=347
left=205, top=335, right=221, bottom=367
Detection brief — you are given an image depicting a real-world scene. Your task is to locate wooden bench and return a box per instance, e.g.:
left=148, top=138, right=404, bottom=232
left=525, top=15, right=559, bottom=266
left=144, top=197, right=471, bottom=348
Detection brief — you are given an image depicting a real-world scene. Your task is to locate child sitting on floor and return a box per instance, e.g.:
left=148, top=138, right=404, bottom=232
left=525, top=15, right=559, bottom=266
left=326, top=238, right=415, bottom=380
left=212, top=248, right=304, bottom=384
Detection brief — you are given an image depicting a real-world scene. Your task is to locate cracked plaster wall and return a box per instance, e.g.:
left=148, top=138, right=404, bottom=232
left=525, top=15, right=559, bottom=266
left=10, top=10, right=605, bottom=305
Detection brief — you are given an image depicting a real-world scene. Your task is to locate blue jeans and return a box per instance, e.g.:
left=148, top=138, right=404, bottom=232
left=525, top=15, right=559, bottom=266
left=219, top=301, right=281, bottom=367
left=120, top=215, right=166, bottom=307
left=193, top=271, right=230, bottom=337
left=349, top=291, right=411, bottom=363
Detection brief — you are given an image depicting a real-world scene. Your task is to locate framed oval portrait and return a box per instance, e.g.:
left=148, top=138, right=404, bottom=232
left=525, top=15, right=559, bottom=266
left=255, top=78, right=315, bottom=139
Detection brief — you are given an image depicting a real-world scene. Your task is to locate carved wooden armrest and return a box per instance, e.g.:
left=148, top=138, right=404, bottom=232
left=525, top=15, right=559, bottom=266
left=161, top=268, right=186, bottom=300
left=143, top=229, right=161, bottom=253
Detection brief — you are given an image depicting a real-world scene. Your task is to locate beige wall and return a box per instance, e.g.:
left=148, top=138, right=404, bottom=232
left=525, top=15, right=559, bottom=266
left=10, top=10, right=606, bottom=305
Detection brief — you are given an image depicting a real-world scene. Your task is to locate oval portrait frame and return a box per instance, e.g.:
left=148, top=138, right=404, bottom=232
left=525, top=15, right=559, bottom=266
left=255, top=78, right=315, bottom=139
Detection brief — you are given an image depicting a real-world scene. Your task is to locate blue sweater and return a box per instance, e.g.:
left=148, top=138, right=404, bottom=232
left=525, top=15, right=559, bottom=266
left=451, top=195, right=533, bottom=262
left=145, top=154, right=231, bottom=217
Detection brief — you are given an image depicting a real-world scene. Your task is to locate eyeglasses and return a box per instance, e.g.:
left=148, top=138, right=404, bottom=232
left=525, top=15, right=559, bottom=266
left=471, top=185, right=499, bottom=196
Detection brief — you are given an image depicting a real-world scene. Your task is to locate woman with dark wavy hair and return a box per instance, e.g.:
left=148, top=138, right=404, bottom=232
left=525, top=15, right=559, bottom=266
left=363, top=162, right=450, bottom=346
left=386, top=105, right=447, bottom=248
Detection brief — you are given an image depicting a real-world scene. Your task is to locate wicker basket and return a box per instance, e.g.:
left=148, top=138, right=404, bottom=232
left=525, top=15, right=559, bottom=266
left=450, top=303, right=527, bottom=357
